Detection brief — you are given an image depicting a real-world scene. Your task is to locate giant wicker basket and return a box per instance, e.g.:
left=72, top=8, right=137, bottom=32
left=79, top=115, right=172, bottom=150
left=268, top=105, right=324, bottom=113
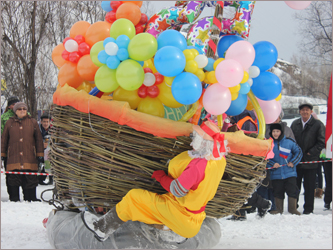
left=49, top=104, right=268, bottom=219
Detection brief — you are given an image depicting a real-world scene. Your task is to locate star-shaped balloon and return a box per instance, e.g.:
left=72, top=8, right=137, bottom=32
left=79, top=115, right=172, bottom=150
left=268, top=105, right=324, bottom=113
left=197, top=29, right=209, bottom=42
left=233, top=21, right=247, bottom=34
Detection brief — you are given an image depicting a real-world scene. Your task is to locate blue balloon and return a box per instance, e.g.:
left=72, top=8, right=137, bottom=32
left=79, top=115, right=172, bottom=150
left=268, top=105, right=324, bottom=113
left=239, top=82, right=251, bottom=94
left=157, top=30, right=187, bottom=51
left=116, top=48, right=129, bottom=61
left=217, top=35, right=244, bottom=58
left=103, top=37, right=116, bottom=48
left=101, top=1, right=112, bottom=12
left=251, top=71, right=282, bottom=101
left=225, top=94, right=248, bottom=116
left=187, top=46, right=204, bottom=54
left=171, top=72, right=202, bottom=105
left=252, top=41, right=278, bottom=71
left=154, top=46, right=186, bottom=77
left=204, top=58, right=215, bottom=71
left=116, top=35, right=130, bottom=49
left=106, top=56, right=120, bottom=69
left=97, top=50, right=109, bottom=64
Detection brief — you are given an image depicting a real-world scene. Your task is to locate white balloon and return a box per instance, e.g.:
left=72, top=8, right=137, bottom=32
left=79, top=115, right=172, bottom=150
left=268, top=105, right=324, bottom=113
left=247, top=78, right=253, bottom=86
left=105, top=42, right=119, bottom=56
left=64, top=40, right=78, bottom=52
left=248, top=66, right=260, bottom=78
left=143, top=73, right=156, bottom=87
left=194, top=55, right=208, bottom=68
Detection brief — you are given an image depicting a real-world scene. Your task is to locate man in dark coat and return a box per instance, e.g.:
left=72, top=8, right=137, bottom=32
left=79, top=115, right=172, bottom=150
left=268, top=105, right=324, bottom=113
left=291, top=103, right=326, bottom=214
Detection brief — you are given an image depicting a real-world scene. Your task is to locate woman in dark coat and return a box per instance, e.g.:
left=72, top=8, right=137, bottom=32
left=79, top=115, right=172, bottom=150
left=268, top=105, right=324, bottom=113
left=1, top=102, right=44, bottom=202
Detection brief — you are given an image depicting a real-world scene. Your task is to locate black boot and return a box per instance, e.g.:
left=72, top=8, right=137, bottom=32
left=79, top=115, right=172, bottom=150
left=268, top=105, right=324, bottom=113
left=8, top=185, right=20, bottom=202
left=23, top=188, right=41, bottom=202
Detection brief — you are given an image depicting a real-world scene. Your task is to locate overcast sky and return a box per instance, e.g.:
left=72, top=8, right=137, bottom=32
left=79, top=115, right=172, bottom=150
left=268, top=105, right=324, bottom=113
left=150, top=1, right=305, bottom=62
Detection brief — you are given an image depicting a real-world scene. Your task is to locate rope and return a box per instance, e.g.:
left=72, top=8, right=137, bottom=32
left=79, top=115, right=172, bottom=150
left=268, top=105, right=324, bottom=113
left=1, top=170, right=53, bottom=175
left=266, top=159, right=332, bottom=169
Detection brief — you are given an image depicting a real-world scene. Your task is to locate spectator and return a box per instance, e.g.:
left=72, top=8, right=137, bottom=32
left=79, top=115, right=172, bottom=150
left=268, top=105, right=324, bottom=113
left=291, top=103, right=326, bottom=214
left=229, top=110, right=258, bottom=133
left=1, top=102, right=44, bottom=202
left=265, top=109, right=295, bottom=140
left=267, top=123, right=302, bottom=215
left=320, top=149, right=332, bottom=210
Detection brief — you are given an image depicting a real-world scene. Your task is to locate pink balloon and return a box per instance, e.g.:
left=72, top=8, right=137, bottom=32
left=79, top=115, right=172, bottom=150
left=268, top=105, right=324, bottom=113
left=215, top=59, right=244, bottom=87
left=257, top=98, right=282, bottom=124
left=225, top=41, right=255, bottom=69
left=203, top=84, right=231, bottom=115
left=284, top=1, right=311, bottom=10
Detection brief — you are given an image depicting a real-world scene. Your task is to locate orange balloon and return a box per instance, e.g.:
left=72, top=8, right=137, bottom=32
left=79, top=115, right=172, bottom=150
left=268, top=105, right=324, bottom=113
left=116, top=3, right=141, bottom=26
left=77, top=55, right=100, bottom=81
left=126, top=1, right=143, bottom=7
left=52, top=44, right=66, bottom=68
left=85, top=21, right=112, bottom=47
left=58, top=62, right=83, bottom=89
left=69, top=21, right=91, bottom=38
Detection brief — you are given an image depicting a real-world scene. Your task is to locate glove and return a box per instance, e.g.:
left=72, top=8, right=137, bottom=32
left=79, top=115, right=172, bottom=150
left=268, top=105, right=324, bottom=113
left=151, top=170, right=173, bottom=192
left=151, top=170, right=167, bottom=182
left=37, top=156, right=44, bottom=164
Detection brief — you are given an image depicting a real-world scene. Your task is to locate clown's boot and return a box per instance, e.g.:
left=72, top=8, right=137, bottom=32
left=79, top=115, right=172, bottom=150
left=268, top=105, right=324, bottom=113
left=269, top=198, right=284, bottom=214
left=288, top=197, right=301, bottom=215
left=82, top=207, right=124, bottom=241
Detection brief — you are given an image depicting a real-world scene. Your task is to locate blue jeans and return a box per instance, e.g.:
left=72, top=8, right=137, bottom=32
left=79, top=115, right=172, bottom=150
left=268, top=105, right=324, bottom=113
left=257, top=185, right=276, bottom=211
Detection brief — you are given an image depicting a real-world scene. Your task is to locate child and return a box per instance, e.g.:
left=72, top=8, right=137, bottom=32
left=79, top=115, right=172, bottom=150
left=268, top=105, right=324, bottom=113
left=267, top=123, right=303, bottom=215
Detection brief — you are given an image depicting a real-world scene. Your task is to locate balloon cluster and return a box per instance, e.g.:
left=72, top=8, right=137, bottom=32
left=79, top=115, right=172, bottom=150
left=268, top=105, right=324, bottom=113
left=138, top=68, right=164, bottom=98
left=62, top=36, right=90, bottom=63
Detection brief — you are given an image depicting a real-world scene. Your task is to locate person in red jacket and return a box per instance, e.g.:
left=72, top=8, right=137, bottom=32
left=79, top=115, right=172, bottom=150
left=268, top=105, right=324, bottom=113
left=82, top=121, right=228, bottom=241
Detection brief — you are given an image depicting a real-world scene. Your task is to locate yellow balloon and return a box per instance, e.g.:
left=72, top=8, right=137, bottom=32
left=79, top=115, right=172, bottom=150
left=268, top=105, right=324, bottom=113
left=164, top=76, right=175, bottom=86
left=231, top=92, right=239, bottom=101
left=137, top=97, right=165, bottom=117
left=275, top=93, right=282, bottom=101
left=213, top=58, right=224, bottom=70
left=158, top=81, right=183, bottom=108
left=204, top=71, right=211, bottom=84
left=143, top=59, right=157, bottom=73
left=76, top=81, right=92, bottom=93
left=113, top=87, right=142, bottom=109
left=195, top=69, right=205, bottom=82
left=207, top=71, right=217, bottom=84
left=246, top=99, right=254, bottom=110
left=183, top=49, right=195, bottom=61
left=185, top=60, right=198, bottom=74
left=240, top=71, right=249, bottom=83
left=229, top=84, right=240, bottom=93
left=190, top=49, right=199, bottom=57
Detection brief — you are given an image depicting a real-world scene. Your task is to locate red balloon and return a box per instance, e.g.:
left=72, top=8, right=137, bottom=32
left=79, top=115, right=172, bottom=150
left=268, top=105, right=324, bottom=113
left=63, top=37, right=72, bottom=45
left=105, top=11, right=117, bottom=23
left=110, top=1, right=122, bottom=10
left=138, top=85, right=147, bottom=98
left=139, top=13, right=148, bottom=24
left=147, top=85, right=159, bottom=98
left=74, top=35, right=85, bottom=44
left=154, top=73, right=164, bottom=85
left=135, top=25, right=144, bottom=34
left=68, top=52, right=80, bottom=63
left=78, top=42, right=90, bottom=55
left=62, top=50, right=70, bottom=60
left=143, top=68, right=153, bottom=74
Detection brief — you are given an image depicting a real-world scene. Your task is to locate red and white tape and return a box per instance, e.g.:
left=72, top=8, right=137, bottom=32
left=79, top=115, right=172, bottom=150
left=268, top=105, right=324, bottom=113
left=266, top=160, right=332, bottom=170
left=1, top=171, right=52, bottom=176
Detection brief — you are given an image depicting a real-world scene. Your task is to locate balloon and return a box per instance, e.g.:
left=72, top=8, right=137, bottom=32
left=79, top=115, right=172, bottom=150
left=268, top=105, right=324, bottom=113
left=105, top=11, right=117, bottom=23
left=251, top=71, right=282, bottom=101
left=106, top=56, right=120, bottom=69
left=78, top=42, right=90, bottom=55
left=229, top=84, right=240, bottom=93
left=239, top=82, right=251, bottom=94
left=157, top=30, right=187, bottom=51
left=240, top=71, right=249, bottom=83
left=137, top=97, right=165, bottom=118
left=217, top=35, right=244, bottom=58
left=284, top=1, right=311, bottom=10
left=194, top=55, right=208, bottom=68
left=128, top=33, right=158, bottom=61
left=202, top=83, right=231, bottom=115
left=252, top=41, right=278, bottom=71
left=213, top=58, right=224, bottom=70
left=186, top=46, right=203, bottom=55
left=77, top=81, right=93, bottom=93
left=257, top=99, right=282, bottom=124
left=116, top=3, right=141, bottom=26
left=225, top=41, right=255, bottom=69
left=58, top=62, right=83, bottom=89
left=112, top=87, right=142, bottom=109
left=110, top=1, right=121, bottom=10
left=231, top=92, right=239, bottom=101
left=97, top=50, right=109, bottom=64
left=116, top=35, right=130, bottom=49
left=69, top=21, right=91, bottom=38
left=275, top=93, right=282, bottom=101
left=116, top=59, right=144, bottom=91
left=90, top=41, right=105, bottom=67
left=204, top=58, right=215, bottom=71
left=116, top=48, right=129, bottom=61
left=246, top=98, right=254, bottom=111
left=143, top=73, right=156, bottom=87
left=52, top=44, right=66, bottom=68
left=225, top=94, right=248, bottom=116
left=247, top=78, right=253, bottom=86
left=154, top=46, right=186, bottom=77
left=85, top=21, right=111, bottom=47
left=64, top=40, right=78, bottom=52
left=248, top=66, right=260, bottom=78
left=104, top=42, right=118, bottom=56
left=147, top=85, right=159, bottom=98
left=138, top=85, right=148, bottom=98
left=215, top=59, right=244, bottom=87
left=154, top=73, right=164, bottom=85
left=195, top=69, right=205, bottom=82
left=94, top=65, right=119, bottom=92
left=110, top=18, right=136, bottom=40
left=101, top=1, right=112, bottom=12
left=77, top=55, right=100, bottom=81
left=207, top=71, right=217, bottom=84
left=157, top=81, right=183, bottom=108
left=185, top=60, right=198, bottom=74
left=103, top=37, right=116, bottom=47
left=171, top=72, right=202, bottom=105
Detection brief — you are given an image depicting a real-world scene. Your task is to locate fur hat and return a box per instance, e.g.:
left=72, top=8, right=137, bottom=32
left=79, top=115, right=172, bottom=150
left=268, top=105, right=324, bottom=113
left=7, top=96, right=19, bottom=107
left=13, top=102, right=28, bottom=113
left=269, top=123, right=284, bottom=139
left=40, top=112, right=51, bottom=120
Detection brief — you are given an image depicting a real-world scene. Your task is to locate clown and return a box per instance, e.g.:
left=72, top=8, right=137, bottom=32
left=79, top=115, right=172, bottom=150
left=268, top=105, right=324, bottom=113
left=82, top=121, right=228, bottom=241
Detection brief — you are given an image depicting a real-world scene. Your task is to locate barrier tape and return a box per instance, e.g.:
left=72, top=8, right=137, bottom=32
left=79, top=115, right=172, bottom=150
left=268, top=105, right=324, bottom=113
left=266, top=160, right=332, bottom=170
left=1, top=171, right=53, bottom=176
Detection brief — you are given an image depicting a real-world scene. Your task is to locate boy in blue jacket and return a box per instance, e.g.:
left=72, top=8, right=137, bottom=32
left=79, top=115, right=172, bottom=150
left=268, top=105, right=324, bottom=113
left=267, top=123, right=303, bottom=215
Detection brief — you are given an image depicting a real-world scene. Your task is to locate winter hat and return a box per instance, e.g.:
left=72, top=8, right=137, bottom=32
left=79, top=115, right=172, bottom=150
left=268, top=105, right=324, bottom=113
left=299, top=103, right=313, bottom=110
left=13, top=102, right=28, bottom=113
left=7, top=96, right=19, bottom=106
left=269, top=123, right=284, bottom=140
left=40, top=112, right=51, bottom=120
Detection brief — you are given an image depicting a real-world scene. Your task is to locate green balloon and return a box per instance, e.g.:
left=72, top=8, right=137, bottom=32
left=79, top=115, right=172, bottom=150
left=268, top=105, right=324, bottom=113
left=110, top=18, right=136, bottom=40
left=116, top=60, right=144, bottom=91
left=95, top=65, right=119, bottom=92
left=128, top=33, right=158, bottom=61
left=90, top=41, right=104, bottom=67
